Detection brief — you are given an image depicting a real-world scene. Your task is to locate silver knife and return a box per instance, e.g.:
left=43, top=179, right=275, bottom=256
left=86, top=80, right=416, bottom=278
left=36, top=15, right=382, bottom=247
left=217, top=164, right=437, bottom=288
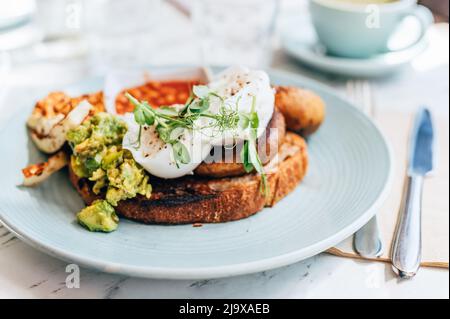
left=391, top=108, right=435, bottom=279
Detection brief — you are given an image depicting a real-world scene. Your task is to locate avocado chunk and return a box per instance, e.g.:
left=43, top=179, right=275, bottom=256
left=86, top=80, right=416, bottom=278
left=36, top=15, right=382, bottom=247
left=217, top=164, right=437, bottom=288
left=67, top=113, right=152, bottom=207
left=77, top=200, right=119, bottom=233
left=67, top=113, right=128, bottom=177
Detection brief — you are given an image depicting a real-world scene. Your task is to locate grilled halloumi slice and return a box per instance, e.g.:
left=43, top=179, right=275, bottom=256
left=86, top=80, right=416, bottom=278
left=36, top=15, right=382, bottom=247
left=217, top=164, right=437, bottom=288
left=28, top=100, right=93, bottom=153
left=26, top=90, right=105, bottom=154
left=21, top=151, right=68, bottom=186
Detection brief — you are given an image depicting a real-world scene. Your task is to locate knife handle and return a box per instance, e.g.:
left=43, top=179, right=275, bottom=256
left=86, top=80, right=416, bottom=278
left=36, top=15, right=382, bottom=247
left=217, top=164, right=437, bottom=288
left=391, top=175, right=423, bottom=278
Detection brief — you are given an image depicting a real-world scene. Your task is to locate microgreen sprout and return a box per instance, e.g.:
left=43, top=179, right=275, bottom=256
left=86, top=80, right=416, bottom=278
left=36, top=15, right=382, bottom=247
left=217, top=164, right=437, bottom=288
left=125, top=86, right=268, bottom=196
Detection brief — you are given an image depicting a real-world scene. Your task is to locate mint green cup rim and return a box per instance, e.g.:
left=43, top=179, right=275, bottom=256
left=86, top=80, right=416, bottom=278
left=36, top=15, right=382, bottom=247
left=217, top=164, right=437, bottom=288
left=310, top=0, right=419, bottom=12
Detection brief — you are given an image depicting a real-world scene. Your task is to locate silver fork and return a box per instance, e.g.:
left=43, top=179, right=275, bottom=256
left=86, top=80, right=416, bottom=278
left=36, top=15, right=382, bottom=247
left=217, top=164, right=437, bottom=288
left=346, top=80, right=384, bottom=258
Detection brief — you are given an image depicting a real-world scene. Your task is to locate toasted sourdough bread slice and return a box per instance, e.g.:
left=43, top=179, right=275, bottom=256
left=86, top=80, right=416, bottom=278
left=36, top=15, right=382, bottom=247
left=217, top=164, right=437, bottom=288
left=69, top=132, right=308, bottom=224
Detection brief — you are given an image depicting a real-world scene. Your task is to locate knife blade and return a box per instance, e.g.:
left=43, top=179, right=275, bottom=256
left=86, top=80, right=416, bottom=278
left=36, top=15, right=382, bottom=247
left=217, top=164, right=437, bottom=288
left=391, top=108, right=435, bottom=278
left=408, top=108, right=435, bottom=176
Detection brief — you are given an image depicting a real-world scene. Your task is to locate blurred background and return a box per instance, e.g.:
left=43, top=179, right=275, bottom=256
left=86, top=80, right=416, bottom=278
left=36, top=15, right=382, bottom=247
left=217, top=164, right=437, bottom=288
left=0, top=0, right=448, bottom=104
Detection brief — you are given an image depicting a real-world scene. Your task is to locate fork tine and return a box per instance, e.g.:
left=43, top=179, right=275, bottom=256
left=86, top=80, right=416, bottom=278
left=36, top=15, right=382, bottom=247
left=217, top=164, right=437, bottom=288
left=354, top=80, right=361, bottom=109
left=355, top=80, right=364, bottom=111
left=358, top=81, right=365, bottom=112
left=362, top=81, right=373, bottom=116
left=346, top=81, right=353, bottom=102
left=358, top=80, right=365, bottom=113
left=347, top=80, right=373, bottom=116
left=346, top=80, right=357, bottom=106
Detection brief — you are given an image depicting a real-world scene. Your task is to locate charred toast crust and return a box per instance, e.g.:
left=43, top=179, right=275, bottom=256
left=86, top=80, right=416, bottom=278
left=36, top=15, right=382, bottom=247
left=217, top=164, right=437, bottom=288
left=69, top=132, right=308, bottom=224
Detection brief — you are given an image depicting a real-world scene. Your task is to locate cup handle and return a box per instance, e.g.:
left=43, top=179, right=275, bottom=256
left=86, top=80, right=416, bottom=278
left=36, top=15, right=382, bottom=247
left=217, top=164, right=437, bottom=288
left=387, top=5, right=434, bottom=52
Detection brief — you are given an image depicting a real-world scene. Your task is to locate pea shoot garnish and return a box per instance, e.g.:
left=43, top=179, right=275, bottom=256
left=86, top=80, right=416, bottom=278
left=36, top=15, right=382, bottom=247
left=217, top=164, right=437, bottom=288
left=125, top=85, right=269, bottom=195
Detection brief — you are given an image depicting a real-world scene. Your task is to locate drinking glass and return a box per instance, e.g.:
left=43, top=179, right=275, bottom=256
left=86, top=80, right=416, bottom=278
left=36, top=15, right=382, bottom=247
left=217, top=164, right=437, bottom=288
left=83, top=0, right=162, bottom=73
left=192, top=0, right=279, bottom=68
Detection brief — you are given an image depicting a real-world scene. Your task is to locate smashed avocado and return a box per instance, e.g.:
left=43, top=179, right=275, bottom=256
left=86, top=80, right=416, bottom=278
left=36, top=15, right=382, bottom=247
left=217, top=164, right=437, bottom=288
left=77, top=200, right=119, bottom=232
left=67, top=113, right=152, bottom=231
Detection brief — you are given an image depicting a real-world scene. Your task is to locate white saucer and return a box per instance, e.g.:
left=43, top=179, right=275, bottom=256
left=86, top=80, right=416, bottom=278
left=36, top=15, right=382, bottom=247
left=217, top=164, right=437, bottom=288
left=0, top=22, right=43, bottom=51
left=0, top=0, right=36, bottom=30
left=281, top=20, right=429, bottom=77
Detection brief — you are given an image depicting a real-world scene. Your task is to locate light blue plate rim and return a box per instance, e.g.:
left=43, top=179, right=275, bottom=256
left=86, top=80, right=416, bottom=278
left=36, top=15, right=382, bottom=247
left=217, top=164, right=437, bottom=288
left=0, top=67, right=394, bottom=279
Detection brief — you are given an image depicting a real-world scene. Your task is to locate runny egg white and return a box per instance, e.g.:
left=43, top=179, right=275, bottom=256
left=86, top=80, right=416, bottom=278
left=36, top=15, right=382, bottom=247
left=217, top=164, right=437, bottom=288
left=204, top=66, right=275, bottom=145
left=122, top=113, right=211, bottom=179
left=122, top=66, right=275, bottom=179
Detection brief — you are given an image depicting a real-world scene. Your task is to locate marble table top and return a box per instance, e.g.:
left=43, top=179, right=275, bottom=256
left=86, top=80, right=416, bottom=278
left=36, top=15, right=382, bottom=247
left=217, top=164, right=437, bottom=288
left=0, top=0, right=448, bottom=299
left=0, top=223, right=448, bottom=298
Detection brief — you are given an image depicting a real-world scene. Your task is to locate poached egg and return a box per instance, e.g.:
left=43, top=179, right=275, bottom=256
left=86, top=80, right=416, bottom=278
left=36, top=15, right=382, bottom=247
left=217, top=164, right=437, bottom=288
left=122, top=113, right=211, bottom=179
left=206, top=66, right=274, bottom=144
left=122, top=66, right=275, bottom=179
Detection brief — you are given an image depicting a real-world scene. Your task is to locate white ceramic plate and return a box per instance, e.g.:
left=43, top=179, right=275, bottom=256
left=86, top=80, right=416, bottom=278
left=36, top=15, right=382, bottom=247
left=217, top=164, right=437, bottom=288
left=0, top=67, right=393, bottom=279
